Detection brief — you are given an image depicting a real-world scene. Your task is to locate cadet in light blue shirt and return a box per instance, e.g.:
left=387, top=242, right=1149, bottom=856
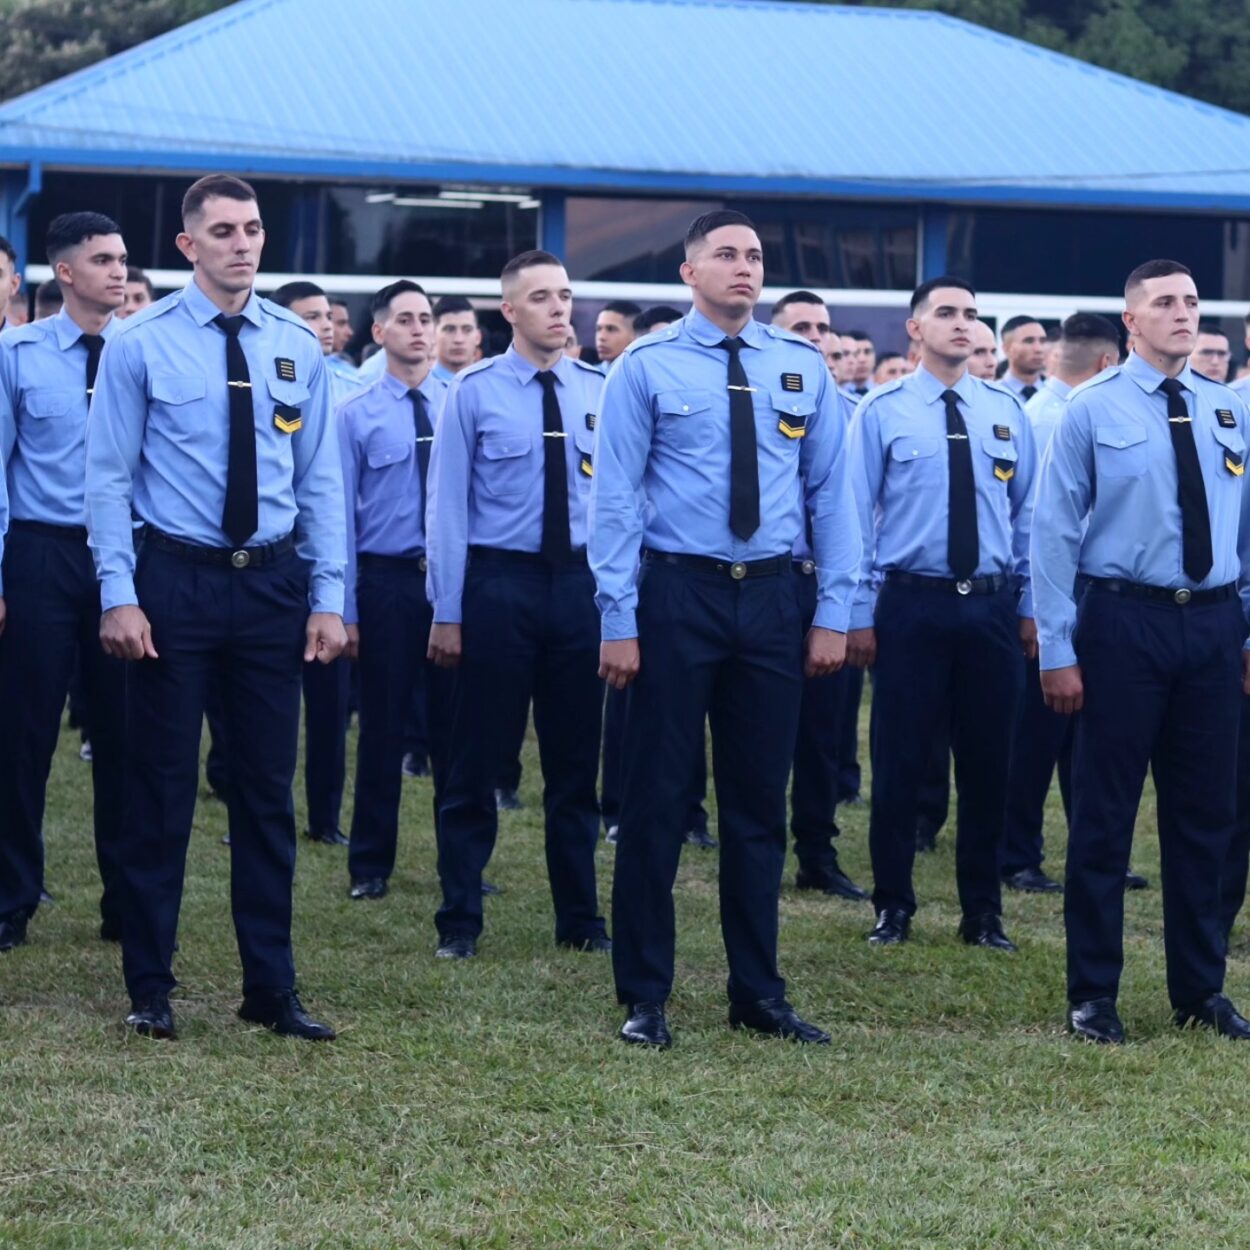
left=426, top=249, right=609, bottom=961
left=590, top=210, right=859, bottom=1050
left=0, top=211, right=130, bottom=953
left=337, top=280, right=451, bottom=902
left=999, top=315, right=1047, bottom=401
left=431, top=294, right=482, bottom=389
left=1031, top=259, right=1250, bottom=1045
left=84, top=174, right=345, bottom=1044
left=847, top=276, right=1036, bottom=956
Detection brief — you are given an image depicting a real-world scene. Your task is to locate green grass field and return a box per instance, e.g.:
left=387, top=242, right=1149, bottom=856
left=2, top=710, right=1249, bottom=1250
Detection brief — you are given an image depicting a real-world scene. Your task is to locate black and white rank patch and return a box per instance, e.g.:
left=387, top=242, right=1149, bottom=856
left=781, top=373, right=803, bottom=393
left=275, top=357, right=297, bottom=382
left=993, top=424, right=1012, bottom=441
left=1217, top=409, right=1237, bottom=428
left=585, top=413, right=597, bottom=431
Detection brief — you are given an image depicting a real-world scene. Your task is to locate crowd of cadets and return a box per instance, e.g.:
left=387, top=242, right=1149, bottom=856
left=2, top=176, right=1250, bottom=1051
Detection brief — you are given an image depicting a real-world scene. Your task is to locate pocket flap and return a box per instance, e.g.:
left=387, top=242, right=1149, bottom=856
left=657, top=389, right=711, bottom=417
left=1212, top=424, right=1248, bottom=457
left=981, top=437, right=1018, bottom=462
left=266, top=376, right=310, bottom=406
left=1094, top=424, right=1147, bottom=450
left=481, top=433, right=533, bottom=460
left=25, top=388, right=77, bottom=418
left=772, top=391, right=816, bottom=418
left=366, top=441, right=412, bottom=469
left=890, top=436, right=942, bottom=461
left=150, top=374, right=206, bottom=405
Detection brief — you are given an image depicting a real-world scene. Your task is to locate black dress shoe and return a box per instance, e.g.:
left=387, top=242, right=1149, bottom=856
left=495, top=787, right=522, bottom=811
left=959, top=913, right=1017, bottom=952
left=1125, top=870, right=1150, bottom=891
left=796, top=861, right=869, bottom=901
left=238, top=990, right=335, bottom=1041
left=620, top=1001, right=671, bottom=1048
left=126, top=995, right=176, bottom=1039
left=685, top=826, right=718, bottom=849
left=1004, top=867, right=1063, bottom=894
left=1174, top=993, right=1250, bottom=1039
left=867, top=908, right=910, bottom=945
left=729, top=997, right=831, bottom=1044
left=605, top=825, right=620, bottom=845
left=0, top=917, right=28, bottom=952
left=558, top=934, right=612, bottom=952
left=305, top=827, right=349, bottom=847
left=435, top=935, right=477, bottom=959
left=481, top=880, right=503, bottom=896
left=1068, top=997, right=1125, bottom=1044
left=401, top=752, right=431, bottom=778
left=39, top=889, right=55, bottom=905
left=348, top=877, right=387, bottom=900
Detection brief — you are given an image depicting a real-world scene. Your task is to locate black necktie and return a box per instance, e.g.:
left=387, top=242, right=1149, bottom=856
left=718, top=337, right=760, bottom=540
left=409, top=387, right=434, bottom=519
left=942, top=388, right=979, bottom=579
left=80, top=333, right=105, bottom=399
left=855, top=386, right=869, bottom=397
left=1160, top=378, right=1213, bottom=582
left=536, top=371, right=571, bottom=561
left=213, top=313, right=258, bottom=547
left=1021, top=384, right=1038, bottom=401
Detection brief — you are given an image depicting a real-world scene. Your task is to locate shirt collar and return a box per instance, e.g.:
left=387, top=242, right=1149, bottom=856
left=1123, top=349, right=1197, bottom=396
left=684, top=307, right=766, bottom=350
left=502, top=343, right=574, bottom=387
left=911, top=362, right=975, bottom=406
left=183, top=277, right=263, bottom=329
left=51, top=306, right=116, bottom=351
left=1042, top=375, right=1072, bottom=401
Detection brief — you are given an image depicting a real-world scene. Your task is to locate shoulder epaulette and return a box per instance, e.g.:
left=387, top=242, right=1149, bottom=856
left=109, top=291, right=181, bottom=337
left=764, top=324, right=821, bottom=353
left=2, top=321, right=47, bottom=346
left=571, top=357, right=606, bottom=377
left=856, top=377, right=904, bottom=410
left=623, top=324, right=679, bottom=355
left=259, top=298, right=318, bottom=339
left=1067, top=366, right=1122, bottom=401
left=982, top=380, right=1027, bottom=410
left=453, top=355, right=500, bottom=385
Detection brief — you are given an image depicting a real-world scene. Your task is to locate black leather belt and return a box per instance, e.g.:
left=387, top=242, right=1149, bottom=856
left=793, top=558, right=817, bottom=576
left=10, top=519, right=89, bottom=542
left=888, top=571, right=1009, bottom=596
left=645, top=550, right=792, bottom=580
left=1086, top=577, right=1236, bottom=606
left=358, top=552, right=427, bottom=573
left=469, top=545, right=588, bottom=568
left=145, top=527, right=295, bottom=569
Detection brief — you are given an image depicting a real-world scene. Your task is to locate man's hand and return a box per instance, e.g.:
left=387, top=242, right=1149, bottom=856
left=846, top=627, right=877, bottom=670
left=305, top=612, right=347, bottom=664
left=1041, top=664, right=1083, bottom=715
left=100, top=604, right=158, bottom=661
left=428, top=622, right=462, bottom=668
left=0, top=596, right=6, bottom=639
left=600, top=639, right=640, bottom=690
left=1019, top=616, right=1038, bottom=661
left=344, top=623, right=360, bottom=661
left=804, top=627, right=846, bottom=678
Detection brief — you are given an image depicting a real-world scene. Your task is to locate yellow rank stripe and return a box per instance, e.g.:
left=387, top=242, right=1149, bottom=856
left=994, top=464, right=1015, bottom=482
left=580, top=458, right=593, bottom=477
left=778, top=420, right=806, bottom=439
left=274, top=414, right=302, bottom=434
left=1227, top=455, right=1245, bottom=477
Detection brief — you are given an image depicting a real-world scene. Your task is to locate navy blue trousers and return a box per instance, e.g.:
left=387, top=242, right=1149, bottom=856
left=835, top=666, right=864, bottom=801
left=1066, top=588, right=1242, bottom=1009
left=118, top=544, right=308, bottom=1000
left=302, top=655, right=350, bottom=836
left=436, top=555, right=605, bottom=943
left=349, top=556, right=448, bottom=880
left=790, top=565, right=842, bottom=872
left=0, top=523, right=126, bottom=927
left=1002, top=655, right=1073, bottom=875
left=612, top=561, right=803, bottom=1006
left=1222, top=694, right=1250, bottom=942
left=868, top=581, right=1023, bottom=919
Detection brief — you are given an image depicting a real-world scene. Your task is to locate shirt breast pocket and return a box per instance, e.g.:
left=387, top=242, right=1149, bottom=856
left=1211, top=425, right=1247, bottom=481
left=365, top=439, right=415, bottom=499
left=889, top=435, right=943, bottom=476
left=655, top=389, right=713, bottom=450
left=266, top=376, right=311, bottom=435
left=22, top=388, right=81, bottom=451
left=478, top=432, right=535, bottom=498
left=1094, top=424, right=1149, bottom=479
left=148, top=374, right=208, bottom=446
left=980, top=436, right=1018, bottom=483
left=573, top=426, right=595, bottom=485
left=771, top=391, right=815, bottom=443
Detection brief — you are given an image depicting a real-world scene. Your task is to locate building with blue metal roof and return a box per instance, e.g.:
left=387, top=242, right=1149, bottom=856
left=2, top=0, right=1250, bottom=328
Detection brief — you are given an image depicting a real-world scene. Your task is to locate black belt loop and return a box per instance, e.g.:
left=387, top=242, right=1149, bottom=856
left=144, top=527, right=295, bottom=569
left=468, top=545, right=589, bottom=570
left=1086, top=577, right=1236, bottom=607
left=10, top=519, right=90, bottom=543
left=643, top=549, right=792, bottom=580
left=358, top=552, right=427, bottom=574
left=887, top=571, right=1009, bottom=596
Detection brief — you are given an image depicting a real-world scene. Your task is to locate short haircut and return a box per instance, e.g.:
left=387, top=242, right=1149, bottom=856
left=45, top=211, right=121, bottom=263
left=601, top=299, right=642, bottom=319
left=634, top=305, right=684, bottom=333
left=35, top=278, right=62, bottom=308
left=910, top=276, right=975, bottom=315
left=1000, top=314, right=1042, bottom=337
left=500, top=249, right=563, bottom=284
left=330, top=297, right=350, bottom=311
left=181, top=174, right=258, bottom=226
left=1125, top=258, right=1191, bottom=299
left=684, top=209, right=756, bottom=252
left=773, top=290, right=827, bottom=315
left=1062, top=313, right=1120, bottom=345
left=876, top=351, right=904, bottom=366
left=126, top=265, right=154, bottom=296
left=0, top=234, right=15, bottom=266
left=433, top=294, right=477, bottom=322
left=846, top=329, right=874, bottom=344
left=270, top=280, right=326, bottom=308
left=1196, top=319, right=1228, bottom=339
left=370, top=278, right=427, bottom=319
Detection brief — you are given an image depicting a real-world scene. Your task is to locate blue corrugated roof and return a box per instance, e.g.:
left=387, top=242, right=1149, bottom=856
left=3, top=0, right=1250, bottom=209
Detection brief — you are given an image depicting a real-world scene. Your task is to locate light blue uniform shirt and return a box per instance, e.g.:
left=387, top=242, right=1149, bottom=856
left=426, top=345, right=603, bottom=623
left=338, top=367, right=448, bottom=624
left=1032, top=351, right=1250, bottom=670
left=792, top=389, right=856, bottom=562
left=431, top=361, right=458, bottom=385
left=847, top=364, right=1037, bottom=630
left=1230, top=375, right=1250, bottom=398
left=0, top=308, right=119, bottom=594
left=326, top=353, right=363, bottom=405
left=85, top=278, right=346, bottom=615
left=1000, top=371, right=1042, bottom=401
left=1024, top=375, right=1071, bottom=454
left=356, top=349, right=388, bottom=386
left=589, top=309, right=860, bottom=640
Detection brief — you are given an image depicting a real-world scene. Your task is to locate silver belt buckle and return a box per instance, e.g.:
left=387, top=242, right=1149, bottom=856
left=955, top=579, right=972, bottom=596
left=730, top=561, right=747, bottom=581
left=418, top=555, right=428, bottom=574
left=800, top=559, right=815, bottom=576
left=230, top=549, right=251, bottom=569
left=1173, top=587, right=1192, bottom=605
